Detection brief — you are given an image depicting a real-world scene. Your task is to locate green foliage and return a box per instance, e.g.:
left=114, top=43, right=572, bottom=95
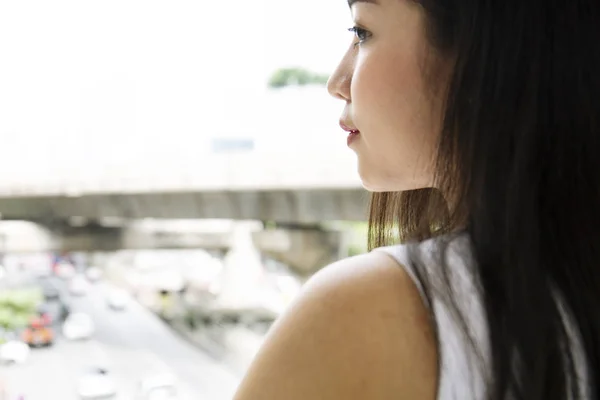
left=0, top=288, right=42, bottom=330
left=347, top=244, right=366, bottom=257
left=268, top=67, right=330, bottom=89
left=346, top=222, right=369, bottom=256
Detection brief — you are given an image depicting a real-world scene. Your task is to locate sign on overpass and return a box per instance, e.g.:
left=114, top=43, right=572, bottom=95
left=211, top=138, right=255, bottom=153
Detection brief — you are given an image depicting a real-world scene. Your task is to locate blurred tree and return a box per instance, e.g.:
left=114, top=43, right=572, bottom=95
left=0, top=289, right=41, bottom=331
left=268, top=67, right=329, bottom=88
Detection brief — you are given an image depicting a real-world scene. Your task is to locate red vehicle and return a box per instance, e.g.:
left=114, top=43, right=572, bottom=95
left=22, top=317, right=54, bottom=347
left=36, top=311, right=52, bottom=326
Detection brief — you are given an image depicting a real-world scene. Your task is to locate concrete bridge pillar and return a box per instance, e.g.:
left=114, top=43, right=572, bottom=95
left=217, top=221, right=265, bottom=307
left=252, top=224, right=347, bottom=278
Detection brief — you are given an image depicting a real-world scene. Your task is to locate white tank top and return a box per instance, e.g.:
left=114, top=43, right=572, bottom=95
left=376, top=234, right=590, bottom=400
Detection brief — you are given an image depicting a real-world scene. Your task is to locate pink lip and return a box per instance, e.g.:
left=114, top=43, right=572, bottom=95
left=340, top=122, right=360, bottom=146
left=339, top=122, right=359, bottom=133
left=347, top=131, right=360, bottom=146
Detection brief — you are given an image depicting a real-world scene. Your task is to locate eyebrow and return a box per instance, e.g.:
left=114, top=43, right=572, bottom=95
left=347, top=0, right=379, bottom=7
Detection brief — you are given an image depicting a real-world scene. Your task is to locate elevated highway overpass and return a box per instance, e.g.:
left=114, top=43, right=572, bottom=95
left=0, top=151, right=368, bottom=223
left=0, top=88, right=369, bottom=274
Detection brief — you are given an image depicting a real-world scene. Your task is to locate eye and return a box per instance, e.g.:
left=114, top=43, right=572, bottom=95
left=348, top=26, right=372, bottom=46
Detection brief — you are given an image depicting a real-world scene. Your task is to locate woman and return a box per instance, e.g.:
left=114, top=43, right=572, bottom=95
left=234, top=0, right=599, bottom=399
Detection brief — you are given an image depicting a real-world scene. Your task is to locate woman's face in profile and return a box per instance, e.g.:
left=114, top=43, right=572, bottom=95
left=327, top=0, right=447, bottom=192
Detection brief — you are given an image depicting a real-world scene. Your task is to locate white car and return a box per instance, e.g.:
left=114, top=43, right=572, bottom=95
left=69, top=275, right=89, bottom=296
left=32, top=262, right=52, bottom=278
left=0, top=340, right=30, bottom=364
left=85, top=267, right=102, bottom=283
left=77, top=367, right=117, bottom=399
left=56, top=262, right=76, bottom=279
left=106, top=288, right=129, bottom=311
left=62, top=313, right=95, bottom=340
left=136, top=374, right=179, bottom=400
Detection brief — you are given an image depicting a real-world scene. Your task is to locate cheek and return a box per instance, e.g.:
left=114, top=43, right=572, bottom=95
left=351, top=49, right=426, bottom=135
left=350, top=48, right=439, bottom=189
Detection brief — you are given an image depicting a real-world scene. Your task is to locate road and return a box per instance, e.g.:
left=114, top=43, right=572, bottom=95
left=0, top=276, right=241, bottom=399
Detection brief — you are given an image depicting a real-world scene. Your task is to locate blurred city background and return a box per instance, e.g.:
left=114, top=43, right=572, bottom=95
left=0, top=0, right=367, bottom=399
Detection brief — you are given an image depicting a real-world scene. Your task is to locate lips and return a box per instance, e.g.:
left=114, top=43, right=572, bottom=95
left=340, top=121, right=360, bottom=146
left=340, top=122, right=360, bottom=134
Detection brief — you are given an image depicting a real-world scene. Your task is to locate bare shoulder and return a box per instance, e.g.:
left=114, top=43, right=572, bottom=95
left=233, top=251, right=438, bottom=400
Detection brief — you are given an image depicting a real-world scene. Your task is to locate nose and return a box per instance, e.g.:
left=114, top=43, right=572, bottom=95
left=327, top=49, right=353, bottom=102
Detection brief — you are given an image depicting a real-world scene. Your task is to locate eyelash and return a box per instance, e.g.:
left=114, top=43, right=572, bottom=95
left=348, top=26, right=371, bottom=46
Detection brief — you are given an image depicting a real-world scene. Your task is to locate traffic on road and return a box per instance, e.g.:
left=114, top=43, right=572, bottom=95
left=0, top=251, right=282, bottom=400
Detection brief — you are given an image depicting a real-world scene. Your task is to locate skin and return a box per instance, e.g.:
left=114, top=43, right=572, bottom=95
left=328, top=0, right=443, bottom=192
left=234, top=0, right=444, bottom=398
left=233, top=253, right=438, bottom=399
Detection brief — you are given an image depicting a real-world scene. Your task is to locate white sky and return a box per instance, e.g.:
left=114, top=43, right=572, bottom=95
left=0, top=0, right=354, bottom=174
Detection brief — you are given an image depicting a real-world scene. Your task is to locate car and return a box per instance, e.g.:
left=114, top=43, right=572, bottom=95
left=55, top=261, right=76, bottom=279
left=36, top=277, right=61, bottom=299
left=106, top=288, right=129, bottom=311
left=85, top=267, right=102, bottom=283
left=42, top=284, right=60, bottom=300
left=37, top=299, right=71, bottom=325
left=77, top=367, right=117, bottom=399
left=21, top=322, right=54, bottom=347
left=35, top=307, right=53, bottom=326
left=0, top=340, right=30, bottom=364
left=136, top=374, right=179, bottom=400
left=69, top=275, right=89, bottom=296
left=62, top=313, right=94, bottom=341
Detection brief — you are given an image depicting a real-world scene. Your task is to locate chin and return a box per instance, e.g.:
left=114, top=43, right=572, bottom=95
left=361, top=181, right=391, bottom=192
left=357, top=159, right=434, bottom=192
left=359, top=173, right=433, bottom=193
left=357, top=163, right=403, bottom=192
left=359, top=173, right=399, bottom=192
left=357, top=161, right=393, bottom=192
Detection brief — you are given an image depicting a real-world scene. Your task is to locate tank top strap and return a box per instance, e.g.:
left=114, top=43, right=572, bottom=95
left=374, top=237, right=489, bottom=399
left=376, top=244, right=428, bottom=303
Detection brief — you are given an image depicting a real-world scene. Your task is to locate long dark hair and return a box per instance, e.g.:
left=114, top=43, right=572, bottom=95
left=368, top=1, right=600, bottom=399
